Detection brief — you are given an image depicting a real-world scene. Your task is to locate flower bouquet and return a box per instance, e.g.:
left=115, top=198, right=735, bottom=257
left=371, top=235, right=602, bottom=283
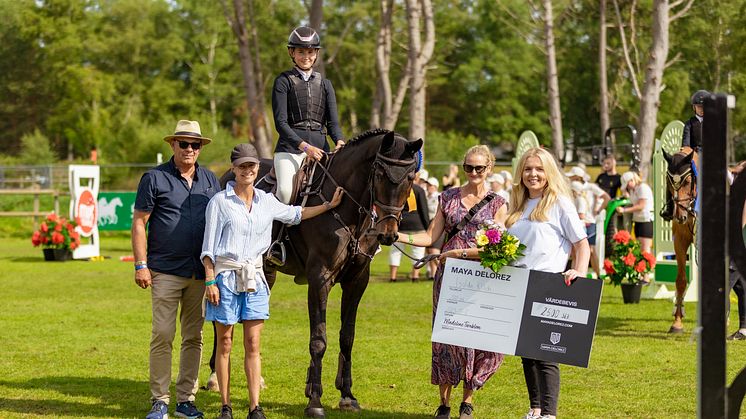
left=475, top=221, right=526, bottom=273
left=602, top=230, right=655, bottom=286
left=31, top=213, right=81, bottom=260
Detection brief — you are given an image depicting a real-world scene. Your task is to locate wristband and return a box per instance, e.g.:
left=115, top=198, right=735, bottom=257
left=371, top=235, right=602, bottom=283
left=135, top=264, right=148, bottom=271
left=205, top=279, right=217, bottom=286
left=408, top=234, right=414, bottom=245
left=134, top=260, right=147, bottom=266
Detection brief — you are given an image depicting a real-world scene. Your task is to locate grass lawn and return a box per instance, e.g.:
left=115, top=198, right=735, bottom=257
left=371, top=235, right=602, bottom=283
left=1, top=234, right=745, bottom=418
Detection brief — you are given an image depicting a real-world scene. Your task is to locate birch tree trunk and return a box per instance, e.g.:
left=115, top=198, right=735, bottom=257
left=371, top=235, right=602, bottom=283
left=222, top=0, right=272, bottom=157
left=543, top=0, right=564, bottom=161
left=373, top=0, right=410, bottom=130
left=599, top=0, right=610, bottom=140
left=405, top=0, right=434, bottom=143
left=635, top=0, right=669, bottom=179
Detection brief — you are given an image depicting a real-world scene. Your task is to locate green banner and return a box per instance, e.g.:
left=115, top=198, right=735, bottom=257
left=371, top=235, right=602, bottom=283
left=97, top=191, right=136, bottom=231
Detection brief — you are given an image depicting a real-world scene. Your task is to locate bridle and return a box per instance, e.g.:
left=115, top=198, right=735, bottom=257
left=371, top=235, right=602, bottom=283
left=307, top=150, right=418, bottom=258
left=666, top=162, right=697, bottom=225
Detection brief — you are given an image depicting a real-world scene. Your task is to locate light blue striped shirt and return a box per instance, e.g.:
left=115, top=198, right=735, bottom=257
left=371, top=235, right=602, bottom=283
left=201, top=182, right=302, bottom=268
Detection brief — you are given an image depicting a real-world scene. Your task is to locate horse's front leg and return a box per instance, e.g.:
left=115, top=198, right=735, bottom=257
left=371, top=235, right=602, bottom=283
left=304, top=266, right=334, bottom=418
left=335, top=259, right=370, bottom=412
left=669, top=228, right=690, bottom=333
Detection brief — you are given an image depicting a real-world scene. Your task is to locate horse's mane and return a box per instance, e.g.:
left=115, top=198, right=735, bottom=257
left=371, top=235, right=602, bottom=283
left=345, top=128, right=392, bottom=147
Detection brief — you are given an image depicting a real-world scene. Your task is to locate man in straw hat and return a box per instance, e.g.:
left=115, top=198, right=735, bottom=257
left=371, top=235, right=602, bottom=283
left=132, top=120, right=219, bottom=419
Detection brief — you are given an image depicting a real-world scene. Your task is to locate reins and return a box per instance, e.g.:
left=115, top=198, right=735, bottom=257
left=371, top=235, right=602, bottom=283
left=303, top=148, right=418, bottom=259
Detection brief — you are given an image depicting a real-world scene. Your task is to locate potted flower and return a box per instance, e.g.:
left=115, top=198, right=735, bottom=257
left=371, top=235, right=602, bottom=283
left=602, top=230, right=656, bottom=303
left=31, top=213, right=81, bottom=261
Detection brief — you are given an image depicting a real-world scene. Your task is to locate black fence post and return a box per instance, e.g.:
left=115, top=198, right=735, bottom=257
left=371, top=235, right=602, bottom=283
left=698, top=93, right=728, bottom=418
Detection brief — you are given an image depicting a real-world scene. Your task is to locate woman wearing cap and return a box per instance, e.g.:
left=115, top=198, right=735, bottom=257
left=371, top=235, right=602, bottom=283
left=201, top=144, right=343, bottom=419
left=272, top=26, right=345, bottom=204
left=506, top=147, right=589, bottom=419
left=617, top=171, right=654, bottom=277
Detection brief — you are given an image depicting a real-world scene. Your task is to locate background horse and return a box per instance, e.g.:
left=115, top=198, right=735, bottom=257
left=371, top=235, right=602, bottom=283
left=662, top=148, right=697, bottom=333
left=247, top=129, right=422, bottom=417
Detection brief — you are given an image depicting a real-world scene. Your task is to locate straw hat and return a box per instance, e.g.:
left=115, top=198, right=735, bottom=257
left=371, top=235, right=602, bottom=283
left=163, top=120, right=212, bottom=145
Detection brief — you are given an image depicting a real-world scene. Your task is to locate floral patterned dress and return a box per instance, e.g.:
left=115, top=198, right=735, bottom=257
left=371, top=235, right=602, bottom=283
left=431, top=187, right=506, bottom=389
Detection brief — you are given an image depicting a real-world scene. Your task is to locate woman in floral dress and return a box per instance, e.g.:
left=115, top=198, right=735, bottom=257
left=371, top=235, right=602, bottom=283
left=399, top=145, right=507, bottom=419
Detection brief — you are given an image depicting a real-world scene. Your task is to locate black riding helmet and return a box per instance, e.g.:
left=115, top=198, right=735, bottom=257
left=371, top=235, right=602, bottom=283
left=287, top=26, right=322, bottom=49
left=690, top=90, right=710, bottom=105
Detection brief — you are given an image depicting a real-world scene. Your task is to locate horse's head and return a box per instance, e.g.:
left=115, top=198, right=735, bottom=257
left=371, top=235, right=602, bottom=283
left=663, top=149, right=697, bottom=224
left=370, top=131, right=423, bottom=245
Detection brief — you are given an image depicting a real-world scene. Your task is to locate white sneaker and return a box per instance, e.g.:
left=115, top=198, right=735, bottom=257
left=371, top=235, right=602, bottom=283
left=523, top=411, right=540, bottom=419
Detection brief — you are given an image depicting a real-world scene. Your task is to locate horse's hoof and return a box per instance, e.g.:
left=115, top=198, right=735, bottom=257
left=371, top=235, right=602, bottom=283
left=206, top=372, right=219, bottom=392
left=304, top=406, right=325, bottom=418
left=668, top=326, right=685, bottom=334
left=339, top=397, right=361, bottom=412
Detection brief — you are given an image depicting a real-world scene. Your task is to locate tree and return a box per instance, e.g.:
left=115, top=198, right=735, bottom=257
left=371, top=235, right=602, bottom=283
left=404, top=0, right=435, bottom=143
left=372, top=0, right=409, bottom=130
left=220, top=0, right=273, bottom=157
left=542, top=0, right=564, bottom=160
left=613, top=0, right=694, bottom=178
left=599, top=0, right=610, bottom=139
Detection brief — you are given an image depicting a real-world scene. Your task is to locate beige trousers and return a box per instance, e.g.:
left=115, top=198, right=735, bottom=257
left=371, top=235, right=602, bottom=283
left=149, top=271, right=205, bottom=404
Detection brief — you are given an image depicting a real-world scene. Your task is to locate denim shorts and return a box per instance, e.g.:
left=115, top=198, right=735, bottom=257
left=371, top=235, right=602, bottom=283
left=205, top=271, right=270, bottom=325
left=585, top=223, right=596, bottom=246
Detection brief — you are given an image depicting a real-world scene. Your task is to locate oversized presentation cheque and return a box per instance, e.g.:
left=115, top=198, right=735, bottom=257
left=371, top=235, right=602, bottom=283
left=432, top=258, right=603, bottom=367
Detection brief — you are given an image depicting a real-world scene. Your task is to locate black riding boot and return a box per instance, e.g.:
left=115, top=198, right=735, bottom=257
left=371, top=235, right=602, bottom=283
left=660, top=189, right=674, bottom=221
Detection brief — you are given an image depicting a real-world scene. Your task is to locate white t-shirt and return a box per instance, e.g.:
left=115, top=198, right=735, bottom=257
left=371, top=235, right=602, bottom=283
left=507, top=196, right=587, bottom=273
left=629, top=183, right=654, bottom=222
left=583, top=182, right=606, bottom=217
left=574, top=193, right=591, bottom=223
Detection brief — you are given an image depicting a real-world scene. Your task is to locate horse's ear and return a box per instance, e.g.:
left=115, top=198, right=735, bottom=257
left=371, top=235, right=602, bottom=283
left=683, top=151, right=695, bottom=165
left=381, top=131, right=396, bottom=152
left=662, top=150, right=673, bottom=166
left=406, top=138, right=424, bottom=154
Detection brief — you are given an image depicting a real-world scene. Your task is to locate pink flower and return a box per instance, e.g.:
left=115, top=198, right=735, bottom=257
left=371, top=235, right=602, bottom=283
left=486, top=229, right=501, bottom=244
left=635, top=260, right=648, bottom=273
left=51, top=232, right=64, bottom=245
left=613, top=230, right=631, bottom=244
left=623, top=252, right=636, bottom=267
left=603, top=259, right=615, bottom=274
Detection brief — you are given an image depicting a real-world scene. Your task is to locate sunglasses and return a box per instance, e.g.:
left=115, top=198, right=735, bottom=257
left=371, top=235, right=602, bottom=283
left=177, top=140, right=202, bottom=150
left=462, top=164, right=487, bottom=174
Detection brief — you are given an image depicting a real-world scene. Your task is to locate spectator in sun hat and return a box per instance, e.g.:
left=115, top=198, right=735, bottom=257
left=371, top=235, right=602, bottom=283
left=487, top=173, right=510, bottom=204
left=132, top=119, right=219, bottom=419
left=499, top=170, right=514, bottom=192
left=566, top=166, right=609, bottom=278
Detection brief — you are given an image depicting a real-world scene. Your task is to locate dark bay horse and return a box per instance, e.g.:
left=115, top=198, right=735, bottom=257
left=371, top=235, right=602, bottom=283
left=662, top=148, right=697, bottom=333
left=253, top=129, right=422, bottom=417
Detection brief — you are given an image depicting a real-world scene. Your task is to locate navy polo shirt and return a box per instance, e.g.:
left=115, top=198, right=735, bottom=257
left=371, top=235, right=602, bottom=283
left=135, top=157, right=219, bottom=279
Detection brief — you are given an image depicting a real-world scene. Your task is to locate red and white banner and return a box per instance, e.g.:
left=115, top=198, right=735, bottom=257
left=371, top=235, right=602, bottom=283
left=69, top=165, right=100, bottom=259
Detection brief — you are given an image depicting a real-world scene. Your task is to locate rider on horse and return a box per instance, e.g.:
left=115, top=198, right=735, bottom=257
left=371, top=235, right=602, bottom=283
left=272, top=26, right=346, bottom=204
left=661, top=89, right=709, bottom=221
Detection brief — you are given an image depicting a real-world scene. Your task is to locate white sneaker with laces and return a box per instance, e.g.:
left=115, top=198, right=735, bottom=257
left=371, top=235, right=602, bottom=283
left=523, top=411, right=540, bottom=419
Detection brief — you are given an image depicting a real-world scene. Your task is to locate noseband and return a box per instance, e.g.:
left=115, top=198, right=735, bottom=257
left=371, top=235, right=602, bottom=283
left=308, top=149, right=417, bottom=259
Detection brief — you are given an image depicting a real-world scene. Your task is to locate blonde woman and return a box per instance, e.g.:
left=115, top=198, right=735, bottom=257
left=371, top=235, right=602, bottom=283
left=506, top=147, right=589, bottom=419
left=398, top=145, right=508, bottom=419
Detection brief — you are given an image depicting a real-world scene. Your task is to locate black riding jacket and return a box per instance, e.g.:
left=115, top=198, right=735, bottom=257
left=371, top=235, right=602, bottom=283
left=272, top=67, right=344, bottom=154
left=682, top=115, right=702, bottom=152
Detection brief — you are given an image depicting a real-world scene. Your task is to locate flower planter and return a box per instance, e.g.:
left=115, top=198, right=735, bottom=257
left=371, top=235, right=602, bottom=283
left=43, top=248, right=73, bottom=262
left=620, top=282, right=643, bottom=304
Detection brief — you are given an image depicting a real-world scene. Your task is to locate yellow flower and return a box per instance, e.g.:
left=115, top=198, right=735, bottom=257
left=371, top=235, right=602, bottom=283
left=504, top=242, right=518, bottom=256
left=476, top=233, right=489, bottom=247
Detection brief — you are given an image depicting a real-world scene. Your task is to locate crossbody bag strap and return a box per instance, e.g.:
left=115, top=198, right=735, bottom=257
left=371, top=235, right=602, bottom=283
left=446, top=193, right=495, bottom=242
